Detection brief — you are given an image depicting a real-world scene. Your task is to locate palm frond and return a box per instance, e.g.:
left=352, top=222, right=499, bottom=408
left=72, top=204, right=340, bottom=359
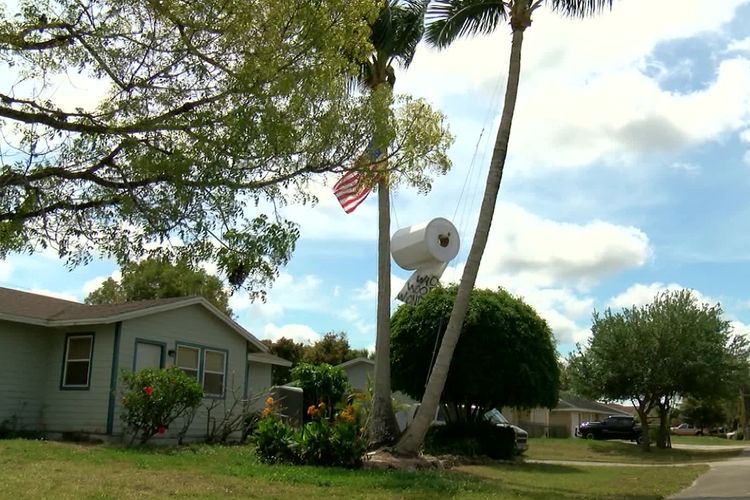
left=425, top=0, right=507, bottom=49
left=389, top=0, right=430, bottom=68
left=547, top=0, right=613, bottom=18
left=370, top=0, right=429, bottom=70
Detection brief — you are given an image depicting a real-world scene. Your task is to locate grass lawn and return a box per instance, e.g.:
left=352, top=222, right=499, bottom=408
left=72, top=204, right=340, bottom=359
left=0, top=439, right=705, bottom=499
left=670, top=435, right=744, bottom=446
left=526, top=437, right=745, bottom=464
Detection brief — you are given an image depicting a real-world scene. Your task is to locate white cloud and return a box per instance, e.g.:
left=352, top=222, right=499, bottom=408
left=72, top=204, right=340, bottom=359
left=28, top=288, right=78, bottom=302
left=263, top=323, right=321, bottom=344
left=0, top=260, right=12, bottom=282
left=480, top=203, right=651, bottom=289
left=671, top=161, right=700, bottom=173
left=354, top=280, right=378, bottom=302
left=743, top=151, right=750, bottom=166
left=81, top=270, right=122, bottom=296
left=437, top=202, right=652, bottom=345
left=229, top=272, right=323, bottom=316
left=728, top=37, right=750, bottom=53
left=741, top=129, right=750, bottom=143
left=398, top=0, right=750, bottom=174
left=607, top=282, right=717, bottom=310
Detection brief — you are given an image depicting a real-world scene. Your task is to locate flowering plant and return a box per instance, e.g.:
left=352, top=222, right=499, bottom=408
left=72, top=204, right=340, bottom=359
left=120, top=367, right=202, bottom=445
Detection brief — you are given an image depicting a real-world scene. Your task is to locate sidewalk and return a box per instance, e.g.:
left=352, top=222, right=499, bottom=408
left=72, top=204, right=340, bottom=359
left=668, top=446, right=750, bottom=499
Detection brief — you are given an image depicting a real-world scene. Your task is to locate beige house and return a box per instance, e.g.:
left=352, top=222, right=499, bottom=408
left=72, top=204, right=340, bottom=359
left=0, top=287, right=289, bottom=441
left=503, top=393, right=631, bottom=438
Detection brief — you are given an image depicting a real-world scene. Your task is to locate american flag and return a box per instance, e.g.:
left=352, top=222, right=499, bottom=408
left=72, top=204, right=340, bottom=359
left=333, top=147, right=381, bottom=213
left=333, top=169, right=373, bottom=214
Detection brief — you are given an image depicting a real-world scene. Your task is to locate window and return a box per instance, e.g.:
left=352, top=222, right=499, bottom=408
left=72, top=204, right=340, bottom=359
left=203, top=349, right=226, bottom=397
left=176, top=345, right=200, bottom=381
left=134, top=341, right=164, bottom=371
left=62, top=334, right=93, bottom=388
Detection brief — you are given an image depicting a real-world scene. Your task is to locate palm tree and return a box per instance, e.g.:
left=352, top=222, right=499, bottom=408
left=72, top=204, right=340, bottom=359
left=395, top=0, right=614, bottom=456
left=356, top=0, right=430, bottom=446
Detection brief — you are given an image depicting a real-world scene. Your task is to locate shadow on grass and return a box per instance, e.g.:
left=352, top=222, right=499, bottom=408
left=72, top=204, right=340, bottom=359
left=587, top=441, right=742, bottom=463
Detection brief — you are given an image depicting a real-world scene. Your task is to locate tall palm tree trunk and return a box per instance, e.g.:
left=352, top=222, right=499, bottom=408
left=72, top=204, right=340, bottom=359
left=370, top=175, right=401, bottom=445
left=395, top=26, right=526, bottom=456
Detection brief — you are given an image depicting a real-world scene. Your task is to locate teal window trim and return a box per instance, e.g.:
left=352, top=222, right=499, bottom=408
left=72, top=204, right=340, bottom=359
left=132, top=338, right=167, bottom=371
left=202, top=347, right=229, bottom=399
left=60, top=332, right=95, bottom=390
left=174, top=341, right=228, bottom=400
left=106, top=322, right=122, bottom=435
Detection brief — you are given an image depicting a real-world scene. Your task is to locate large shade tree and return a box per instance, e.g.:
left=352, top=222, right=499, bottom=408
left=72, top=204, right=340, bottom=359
left=0, top=0, right=447, bottom=300
left=567, top=289, right=749, bottom=450
left=395, top=0, right=615, bottom=456
left=391, top=286, right=559, bottom=421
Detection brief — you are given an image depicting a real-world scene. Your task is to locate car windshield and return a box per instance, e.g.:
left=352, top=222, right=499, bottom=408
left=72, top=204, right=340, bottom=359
left=484, top=409, right=510, bottom=425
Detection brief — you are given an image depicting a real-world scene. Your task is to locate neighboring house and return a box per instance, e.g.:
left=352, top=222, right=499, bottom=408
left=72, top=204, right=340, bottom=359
left=503, top=393, right=631, bottom=438
left=337, top=357, right=374, bottom=392
left=335, top=357, right=417, bottom=430
left=0, top=287, right=290, bottom=441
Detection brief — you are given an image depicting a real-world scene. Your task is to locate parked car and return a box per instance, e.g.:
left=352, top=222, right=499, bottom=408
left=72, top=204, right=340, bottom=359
left=425, top=406, right=529, bottom=454
left=483, top=408, right=529, bottom=454
left=578, top=415, right=643, bottom=443
left=670, top=423, right=707, bottom=436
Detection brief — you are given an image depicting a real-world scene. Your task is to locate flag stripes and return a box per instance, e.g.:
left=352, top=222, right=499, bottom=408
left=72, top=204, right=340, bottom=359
left=333, top=169, right=373, bottom=214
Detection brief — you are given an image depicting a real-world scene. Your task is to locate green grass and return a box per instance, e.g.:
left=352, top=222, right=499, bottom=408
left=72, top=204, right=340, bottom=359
left=670, top=435, right=744, bottom=446
left=0, top=439, right=706, bottom=499
left=526, top=437, right=744, bottom=463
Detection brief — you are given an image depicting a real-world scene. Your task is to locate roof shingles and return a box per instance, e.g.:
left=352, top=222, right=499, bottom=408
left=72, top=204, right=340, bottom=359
left=0, top=286, right=194, bottom=322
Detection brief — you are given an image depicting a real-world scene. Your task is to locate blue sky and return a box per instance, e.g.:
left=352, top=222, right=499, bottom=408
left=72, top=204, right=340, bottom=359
left=2, top=0, right=750, bottom=355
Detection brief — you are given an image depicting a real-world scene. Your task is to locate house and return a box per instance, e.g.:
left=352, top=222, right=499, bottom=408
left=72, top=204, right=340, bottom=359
left=503, top=392, right=631, bottom=438
left=337, top=357, right=375, bottom=392
left=335, top=357, right=417, bottom=430
left=0, top=287, right=290, bottom=441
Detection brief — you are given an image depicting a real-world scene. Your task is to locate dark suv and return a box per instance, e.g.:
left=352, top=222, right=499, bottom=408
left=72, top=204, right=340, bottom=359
left=578, top=415, right=643, bottom=443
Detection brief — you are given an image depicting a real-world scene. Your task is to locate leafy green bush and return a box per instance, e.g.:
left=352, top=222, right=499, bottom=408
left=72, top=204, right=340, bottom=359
left=120, top=367, right=203, bottom=444
left=290, top=363, right=351, bottom=421
left=253, top=399, right=366, bottom=468
left=425, top=421, right=516, bottom=460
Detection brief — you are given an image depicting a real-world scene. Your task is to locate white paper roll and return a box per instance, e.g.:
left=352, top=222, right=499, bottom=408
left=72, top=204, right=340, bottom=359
left=391, top=218, right=460, bottom=304
left=391, top=217, right=460, bottom=271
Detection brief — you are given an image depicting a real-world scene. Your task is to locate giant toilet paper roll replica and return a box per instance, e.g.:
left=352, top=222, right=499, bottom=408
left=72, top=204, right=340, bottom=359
left=391, top=217, right=460, bottom=305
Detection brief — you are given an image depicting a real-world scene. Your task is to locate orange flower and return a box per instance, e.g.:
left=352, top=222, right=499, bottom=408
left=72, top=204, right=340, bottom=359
left=307, top=405, right=318, bottom=417
left=261, top=407, right=271, bottom=418
left=265, top=396, right=274, bottom=407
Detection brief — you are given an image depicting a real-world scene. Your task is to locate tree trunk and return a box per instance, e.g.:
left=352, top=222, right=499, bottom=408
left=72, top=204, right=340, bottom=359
left=394, top=26, right=526, bottom=456
left=656, top=401, right=671, bottom=449
left=636, top=406, right=651, bottom=452
left=369, top=177, right=401, bottom=446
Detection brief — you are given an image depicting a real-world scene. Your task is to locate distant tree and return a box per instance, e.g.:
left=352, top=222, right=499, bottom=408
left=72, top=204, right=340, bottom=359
left=390, top=286, right=559, bottom=423
left=85, top=257, right=232, bottom=317
left=303, top=332, right=367, bottom=367
left=262, top=337, right=306, bottom=385
left=568, top=289, right=749, bottom=450
left=678, top=397, right=728, bottom=431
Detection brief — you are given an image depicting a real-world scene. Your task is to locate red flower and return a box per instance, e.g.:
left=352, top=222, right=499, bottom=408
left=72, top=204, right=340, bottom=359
left=143, top=385, right=154, bottom=396
left=158, top=425, right=167, bottom=434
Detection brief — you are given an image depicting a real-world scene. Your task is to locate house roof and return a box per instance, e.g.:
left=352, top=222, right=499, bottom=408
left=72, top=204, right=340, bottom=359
left=336, top=357, right=375, bottom=369
left=0, top=286, right=268, bottom=353
left=248, top=352, right=292, bottom=367
left=554, top=392, right=630, bottom=416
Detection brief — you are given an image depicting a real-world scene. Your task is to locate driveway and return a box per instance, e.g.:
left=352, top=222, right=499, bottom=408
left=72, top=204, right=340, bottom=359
left=668, top=445, right=750, bottom=499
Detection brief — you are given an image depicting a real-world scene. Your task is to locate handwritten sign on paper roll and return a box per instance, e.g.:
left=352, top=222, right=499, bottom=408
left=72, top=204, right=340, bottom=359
left=391, top=218, right=460, bottom=305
